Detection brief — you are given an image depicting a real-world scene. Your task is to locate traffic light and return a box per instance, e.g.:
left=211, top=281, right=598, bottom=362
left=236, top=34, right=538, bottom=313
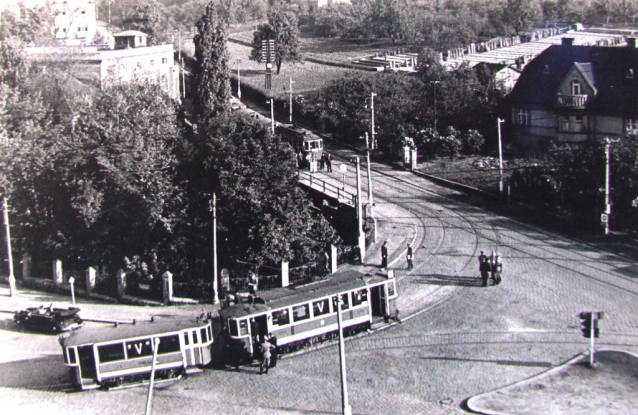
left=579, top=312, right=600, bottom=338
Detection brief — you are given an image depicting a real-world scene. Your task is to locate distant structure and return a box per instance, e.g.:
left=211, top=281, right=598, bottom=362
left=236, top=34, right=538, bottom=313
left=316, top=0, right=351, bottom=6
left=25, top=31, right=180, bottom=100
left=508, top=37, right=638, bottom=150
left=52, top=0, right=97, bottom=45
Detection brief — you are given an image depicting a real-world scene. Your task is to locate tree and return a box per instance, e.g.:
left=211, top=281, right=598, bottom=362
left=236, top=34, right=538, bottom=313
left=122, top=0, right=171, bottom=45
left=250, top=4, right=302, bottom=74
left=502, top=0, right=542, bottom=35
left=192, top=1, right=231, bottom=123
left=0, top=4, right=55, bottom=45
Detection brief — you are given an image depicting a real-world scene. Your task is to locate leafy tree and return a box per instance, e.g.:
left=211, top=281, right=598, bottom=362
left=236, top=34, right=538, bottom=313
left=122, top=0, right=171, bottom=45
left=462, top=129, right=485, bottom=155
left=0, top=4, right=55, bottom=45
left=250, top=4, right=302, bottom=74
left=192, top=0, right=231, bottom=123
left=502, top=0, right=542, bottom=35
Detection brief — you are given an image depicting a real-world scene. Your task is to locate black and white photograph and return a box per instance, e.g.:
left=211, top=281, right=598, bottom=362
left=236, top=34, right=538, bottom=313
left=2, top=0, right=638, bottom=413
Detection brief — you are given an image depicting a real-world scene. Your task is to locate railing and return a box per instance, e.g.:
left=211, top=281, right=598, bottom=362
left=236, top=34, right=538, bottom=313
left=288, top=261, right=326, bottom=286
left=557, top=94, right=588, bottom=108
left=298, top=170, right=355, bottom=206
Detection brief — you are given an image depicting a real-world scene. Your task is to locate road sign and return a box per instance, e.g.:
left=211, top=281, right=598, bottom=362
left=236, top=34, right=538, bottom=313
left=261, top=39, right=275, bottom=63
left=601, top=213, right=608, bottom=223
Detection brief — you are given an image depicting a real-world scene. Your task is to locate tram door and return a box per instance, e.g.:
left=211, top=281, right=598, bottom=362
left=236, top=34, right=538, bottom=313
left=370, top=286, right=383, bottom=316
left=381, top=280, right=398, bottom=318
left=77, top=345, right=96, bottom=384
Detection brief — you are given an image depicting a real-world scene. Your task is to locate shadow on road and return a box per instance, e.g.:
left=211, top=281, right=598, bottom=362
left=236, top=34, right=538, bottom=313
left=0, top=354, right=72, bottom=392
left=411, top=274, right=483, bottom=287
left=421, top=356, right=554, bottom=368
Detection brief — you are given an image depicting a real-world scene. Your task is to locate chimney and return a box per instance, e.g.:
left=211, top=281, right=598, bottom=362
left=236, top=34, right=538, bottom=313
left=627, top=37, right=636, bottom=49
left=562, top=37, right=574, bottom=47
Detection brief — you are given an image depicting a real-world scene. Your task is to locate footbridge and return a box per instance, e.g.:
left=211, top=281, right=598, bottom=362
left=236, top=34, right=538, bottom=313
left=297, top=170, right=355, bottom=207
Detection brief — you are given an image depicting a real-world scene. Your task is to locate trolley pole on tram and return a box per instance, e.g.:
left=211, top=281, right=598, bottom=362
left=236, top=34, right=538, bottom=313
left=3, top=197, right=17, bottom=297
left=211, top=194, right=219, bottom=305
left=336, top=297, right=352, bottom=415
left=145, top=337, right=161, bottom=415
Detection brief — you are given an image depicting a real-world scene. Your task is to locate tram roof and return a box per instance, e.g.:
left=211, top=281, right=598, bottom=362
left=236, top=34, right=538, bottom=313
left=61, top=319, right=208, bottom=347
left=220, top=270, right=391, bottom=318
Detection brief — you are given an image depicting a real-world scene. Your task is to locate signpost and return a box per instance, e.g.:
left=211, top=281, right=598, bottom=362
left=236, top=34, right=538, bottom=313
left=261, top=39, right=275, bottom=90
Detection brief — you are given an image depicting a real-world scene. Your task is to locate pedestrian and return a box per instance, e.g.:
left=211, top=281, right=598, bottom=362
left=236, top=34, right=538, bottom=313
left=406, top=243, right=414, bottom=269
left=326, top=153, right=332, bottom=172
left=267, top=332, right=278, bottom=368
left=324, top=250, right=330, bottom=274
left=320, top=153, right=325, bottom=170
left=492, top=253, right=503, bottom=285
left=259, top=339, right=274, bottom=374
left=381, top=241, right=388, bottom=268
left=479, top=250, right=490, bottom=287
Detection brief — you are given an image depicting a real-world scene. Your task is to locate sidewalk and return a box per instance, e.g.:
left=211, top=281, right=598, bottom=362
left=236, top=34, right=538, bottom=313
left=466, top=350, right=638, bottom=415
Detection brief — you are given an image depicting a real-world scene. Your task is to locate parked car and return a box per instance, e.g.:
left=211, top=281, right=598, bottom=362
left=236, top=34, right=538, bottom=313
left=230, top=97, right=244, bottom=111
left=14, top=305, right=84, bottom=334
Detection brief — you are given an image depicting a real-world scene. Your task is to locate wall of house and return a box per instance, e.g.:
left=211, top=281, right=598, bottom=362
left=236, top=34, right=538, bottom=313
left=53, top=0, right=97, bottom=44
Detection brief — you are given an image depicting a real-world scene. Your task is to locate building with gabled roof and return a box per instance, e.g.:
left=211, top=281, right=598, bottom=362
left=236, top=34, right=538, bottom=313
left=509, top=37, right=638, bottom=150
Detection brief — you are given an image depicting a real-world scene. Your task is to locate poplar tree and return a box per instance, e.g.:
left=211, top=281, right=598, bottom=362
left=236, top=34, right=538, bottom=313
left=192, top=1, right=231, bottom=123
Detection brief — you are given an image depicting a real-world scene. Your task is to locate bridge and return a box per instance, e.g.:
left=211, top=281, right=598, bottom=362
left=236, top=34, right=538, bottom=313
left=297, top=170, right=356, bottom=207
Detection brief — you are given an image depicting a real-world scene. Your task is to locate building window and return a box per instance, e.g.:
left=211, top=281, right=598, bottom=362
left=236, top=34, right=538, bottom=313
left=571, top=80, right=581, bottom=95
left=162, top=57, right=168, bottom=65
left=512, top=107, right=530, bottom=125
left=560, top=115, right=585, bottom=132
left=626, top=118, right=638, bottom=135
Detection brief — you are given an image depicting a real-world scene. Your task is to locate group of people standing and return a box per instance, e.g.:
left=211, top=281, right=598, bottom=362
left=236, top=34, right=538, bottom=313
left=478, top=251, right=503, bottom=287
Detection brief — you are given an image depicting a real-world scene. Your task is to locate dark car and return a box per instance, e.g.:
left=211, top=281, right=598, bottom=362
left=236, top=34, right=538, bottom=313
left=14, top=305, right=84, bottom=334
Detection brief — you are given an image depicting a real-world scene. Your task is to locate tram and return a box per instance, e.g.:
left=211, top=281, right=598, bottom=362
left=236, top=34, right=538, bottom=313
left=60, top=319, right=213, bottom=390
left=276, top=123, right=324, bottom=167
left=219, top=270, right=397, bottom=365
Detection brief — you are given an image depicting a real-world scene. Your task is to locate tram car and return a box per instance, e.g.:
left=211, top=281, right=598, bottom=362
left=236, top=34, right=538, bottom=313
left=60, top=319, right=213, bottom=390
left=219, top=270, right=397, bottom=365
left=275, top=123, right=324, bottom=167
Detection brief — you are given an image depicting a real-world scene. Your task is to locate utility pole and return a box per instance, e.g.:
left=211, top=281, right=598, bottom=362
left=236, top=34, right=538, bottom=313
left=181, top=57, right=186, bottom=99
left=430, top=81, right=440, bottom=131
left=364, top=133, right=376, bottom=243
left=370, top=92, right=377, bottom=151
left=237, top=58, right=242, bottom=100
left=355, top=157, right=365, bottom=262
left=211, top=194, right=219, bottom=305
left=145, top=338, right=161, bottom=415
left=288, top=77, right=295, bottom=124
left=268, top=99, right=275, bottom=133
left=604, top=137, right=612, bottom=235
left=497, top=118, right=505, bottom=193
left=3, top=197, right=16, bottom=297
left=178, top=28, right=181, bottom=62
left=337, top=296, right=352, bottom=415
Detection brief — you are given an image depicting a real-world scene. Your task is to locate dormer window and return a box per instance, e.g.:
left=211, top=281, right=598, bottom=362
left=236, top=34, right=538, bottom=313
left=628, top=69, right=634, bottom=79
left=544, top=65, right=550, bottom=74
left=571, top=80, right=581, bottom=95
left=626, top=118, right=638, bottom=135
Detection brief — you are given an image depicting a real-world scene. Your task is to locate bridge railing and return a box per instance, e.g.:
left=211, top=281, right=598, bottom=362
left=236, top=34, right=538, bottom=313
left=298, top=170, right=355, bottom=206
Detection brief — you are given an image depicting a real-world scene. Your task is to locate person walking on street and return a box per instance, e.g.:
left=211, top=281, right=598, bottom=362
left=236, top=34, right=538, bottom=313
left=479, top=250, right=490, bottom=287
left=492, top=253, right=503, bottom=285
left=260, top=339, right=274, bottom=374
left=381, top=241, right=388, bottom=268
left=326, top=153, right=332, bottom=172
left=406, top=243, right=414, bottom=269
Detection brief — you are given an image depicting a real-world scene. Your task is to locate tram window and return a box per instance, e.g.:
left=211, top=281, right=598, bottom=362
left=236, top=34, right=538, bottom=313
left=158, top=335, right=181, bottom=354
left=192, top=330, right=198, bottom=344
left=239, top=319, right=249, bottom=336
left=292, top=304, right=310, bottom=322
left=387, top=281, right=396, bottom=297
left=184, top=332, right=190, bottom=346
left=229, top=320, right=239, bottom=337
left=352, top=289, right=368, bottom=306
left=272, top=309, right=290, bottom=326
left=313, top=298, right=330, bottom=317
left=98, top=343, right=125, bottom=363
left=126, top=338, right=153, bottom=359
left=208, top=325, right=212, bottom=340
left=67, top=348, right=76, bottom=364
left=332, top=293, right=350, bottom=310
left=201, top=328, right=207, bottom=343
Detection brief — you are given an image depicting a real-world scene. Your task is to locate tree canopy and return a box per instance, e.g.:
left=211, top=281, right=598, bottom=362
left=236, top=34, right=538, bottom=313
left=250, top=4, right=302, bottom=74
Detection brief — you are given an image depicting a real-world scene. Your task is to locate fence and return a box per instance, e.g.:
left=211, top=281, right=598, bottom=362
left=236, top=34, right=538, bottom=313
left=172, top=279, right=213, bottom=301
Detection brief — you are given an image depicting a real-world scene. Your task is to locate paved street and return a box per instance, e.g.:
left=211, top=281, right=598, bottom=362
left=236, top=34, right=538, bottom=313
left=2, top=145, right=638, bottom=414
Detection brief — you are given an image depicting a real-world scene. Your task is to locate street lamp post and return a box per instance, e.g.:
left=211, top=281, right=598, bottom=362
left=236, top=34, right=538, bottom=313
left=604, top=138, right=612, bottom=235
left=211, top=194, right=219, bottom=305
left=370, top=92, right=377, bottom=151
left=336, top=296, right=352, bottom=415
left=267, top=99, right=275, bottom=134
left=364, top=132, right=377, bottom=243
left=354, top=156, right=365, bottom=262
left=145, top=338, right=161, bottom=415
left=3, top=197, right=16, bottom=297
left=237, top=58, right=242, bottom=100
left=497, top=118, right=505, bottom=193
left=430, top=81, right=440, bottom=131
left=288, top=77, right=295, bottom=123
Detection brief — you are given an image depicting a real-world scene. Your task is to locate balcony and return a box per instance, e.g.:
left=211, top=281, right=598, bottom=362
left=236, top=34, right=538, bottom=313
left=557, top=94, right=588, bottom=108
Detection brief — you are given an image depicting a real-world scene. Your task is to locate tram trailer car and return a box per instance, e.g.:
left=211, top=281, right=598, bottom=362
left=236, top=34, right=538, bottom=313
left=220, top=270, right=397, bottom=365
left=60, top=319, right=213, bottom=390
left=276, top=123, right=323, bottom=167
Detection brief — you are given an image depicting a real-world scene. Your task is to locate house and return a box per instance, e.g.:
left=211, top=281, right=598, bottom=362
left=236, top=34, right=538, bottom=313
left=52, top=0, right=97, bottom=45
left=25, top=31, right=180, bottom=100
left=508, top=37, right=638, bottom=150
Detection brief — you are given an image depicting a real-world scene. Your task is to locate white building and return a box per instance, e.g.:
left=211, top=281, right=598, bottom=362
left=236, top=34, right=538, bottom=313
left=52, top=0, right=97, bottom=45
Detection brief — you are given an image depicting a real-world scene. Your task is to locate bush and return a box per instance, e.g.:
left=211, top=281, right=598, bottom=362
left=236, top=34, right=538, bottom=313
left=462, top=129, right=485, bottom=155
